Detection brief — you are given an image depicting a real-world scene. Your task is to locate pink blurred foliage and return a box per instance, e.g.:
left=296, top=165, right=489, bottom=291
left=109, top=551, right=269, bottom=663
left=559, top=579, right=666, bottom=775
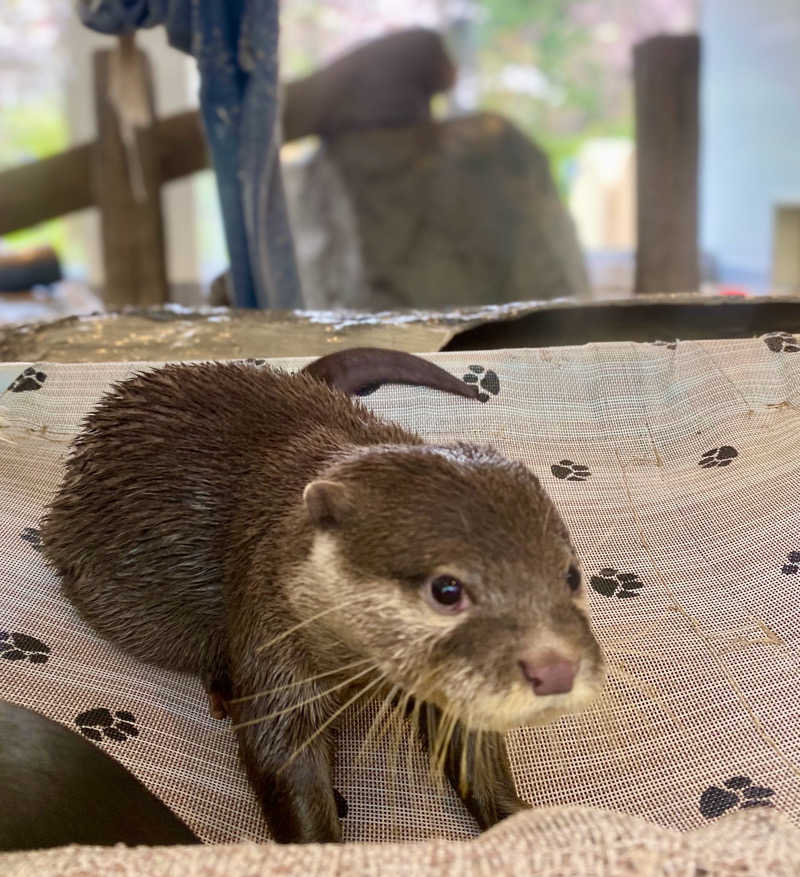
left=572, top=0, right=697, bottom=73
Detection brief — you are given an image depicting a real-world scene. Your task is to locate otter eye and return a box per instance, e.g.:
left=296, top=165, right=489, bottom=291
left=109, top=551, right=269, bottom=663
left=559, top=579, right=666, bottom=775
left=424, top=575, right=470, bottom=614
left=566, top=564, right=581, bottom=592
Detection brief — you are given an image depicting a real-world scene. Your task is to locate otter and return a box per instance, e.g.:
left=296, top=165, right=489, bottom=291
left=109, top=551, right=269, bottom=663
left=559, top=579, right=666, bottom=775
left=39, top=354, right=606, bottom=844
left=299, top=347, right=479, bottom=399
left=0, top=701, right=199, bottom=850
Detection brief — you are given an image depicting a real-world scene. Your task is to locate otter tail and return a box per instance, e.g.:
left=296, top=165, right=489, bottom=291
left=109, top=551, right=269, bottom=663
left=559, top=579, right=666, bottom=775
left=301, top=348, right=480, bottom=400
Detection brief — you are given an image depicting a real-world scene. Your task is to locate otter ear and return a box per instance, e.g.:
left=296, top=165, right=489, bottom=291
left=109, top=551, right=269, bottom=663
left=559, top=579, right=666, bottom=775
left=303, top=480, right=351, bottom=529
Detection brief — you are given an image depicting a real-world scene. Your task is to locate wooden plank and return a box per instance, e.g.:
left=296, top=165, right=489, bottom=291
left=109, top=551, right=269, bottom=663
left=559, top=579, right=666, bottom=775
left=633, top=34, right=700, bottom=294
left=157, top=110, right=209, bottom=182
left=92, top=36, right=168, bottom=309
left=0, top=145, right=93, bottom=236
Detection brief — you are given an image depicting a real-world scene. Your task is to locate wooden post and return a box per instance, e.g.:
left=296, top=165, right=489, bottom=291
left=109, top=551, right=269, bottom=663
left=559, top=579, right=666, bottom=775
left=92, top=34, right=169, bottom=309
left=633, top=34, right=700, bottom=294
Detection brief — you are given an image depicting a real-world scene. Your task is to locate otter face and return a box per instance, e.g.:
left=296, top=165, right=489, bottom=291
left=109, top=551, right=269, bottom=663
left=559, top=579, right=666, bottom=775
left=297, top=444, right=606, bottom=733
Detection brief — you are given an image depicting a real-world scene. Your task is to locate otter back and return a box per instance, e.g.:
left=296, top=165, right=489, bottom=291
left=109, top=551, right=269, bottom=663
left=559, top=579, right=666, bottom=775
left=40, top=362, right=418, bottom=679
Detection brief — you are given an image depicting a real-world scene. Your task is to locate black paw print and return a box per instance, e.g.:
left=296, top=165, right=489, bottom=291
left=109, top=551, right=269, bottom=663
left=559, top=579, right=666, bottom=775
left=20, top=527, right=43, bottom=551
left=462, top=366, right=500, bottom=403
left=699, top=776, right=775, bottom=819
left=333, top=787, right=348, bottom=819
left=590, top=568, right=644, bottom=599
left=0, top=631, right=50, bottom=663
left=781, top=551, right=800, bottom=576
left=764, top=332, right=799, bottom=354
left=551, top=460, right=591, bottom=481
left=75, top=708, right=139, bottom=743
left=8, top=367, right=47, bottom=392
left=699, top=446, right=738, bottom=468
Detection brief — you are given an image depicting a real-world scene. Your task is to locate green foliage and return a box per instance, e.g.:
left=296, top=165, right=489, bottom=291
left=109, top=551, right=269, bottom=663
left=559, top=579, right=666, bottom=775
left=0, top=101, right=68, bottom=167
left=476, top=0, right=633, bottom=196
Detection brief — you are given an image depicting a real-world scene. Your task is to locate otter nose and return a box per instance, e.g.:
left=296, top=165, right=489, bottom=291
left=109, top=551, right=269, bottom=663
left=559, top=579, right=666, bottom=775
left=519, top=652, right=577, bottom=695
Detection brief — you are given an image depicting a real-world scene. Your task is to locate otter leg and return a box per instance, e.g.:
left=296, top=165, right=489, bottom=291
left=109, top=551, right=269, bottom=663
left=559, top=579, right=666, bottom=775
left=414, top=702, right=530, bottom=831
left=201, top=671, right=232, bottom=720
left=227, top=684, right=341, bottom=843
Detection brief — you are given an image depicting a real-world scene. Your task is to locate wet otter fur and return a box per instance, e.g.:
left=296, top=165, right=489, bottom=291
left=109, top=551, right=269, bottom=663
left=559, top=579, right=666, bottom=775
left=40, top=359, right=606, bottom=843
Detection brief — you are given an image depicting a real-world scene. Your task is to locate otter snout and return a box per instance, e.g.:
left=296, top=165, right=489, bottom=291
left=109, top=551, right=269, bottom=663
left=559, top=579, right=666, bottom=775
left=519, top=651, right=577, bottom=696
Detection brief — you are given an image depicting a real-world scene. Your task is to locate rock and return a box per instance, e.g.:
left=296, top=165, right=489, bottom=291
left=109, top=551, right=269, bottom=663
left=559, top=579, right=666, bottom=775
left=283, top=112, right=590, bottom=309
left=282, top=141, right=372, bottom=310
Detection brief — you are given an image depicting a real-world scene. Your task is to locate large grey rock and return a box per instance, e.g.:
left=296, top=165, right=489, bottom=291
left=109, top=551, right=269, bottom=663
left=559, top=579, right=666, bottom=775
left=283, top=112, right=590, bottom=309
left=282, top=141, right=372, bottom=309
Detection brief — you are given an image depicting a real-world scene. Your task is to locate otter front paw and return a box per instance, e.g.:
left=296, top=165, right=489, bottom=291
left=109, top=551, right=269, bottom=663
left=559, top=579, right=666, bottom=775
left=202, top=672, right=232, bottom=720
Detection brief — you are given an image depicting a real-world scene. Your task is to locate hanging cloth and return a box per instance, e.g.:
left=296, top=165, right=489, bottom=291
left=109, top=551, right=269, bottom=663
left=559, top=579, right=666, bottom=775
left=76, top=0, right=303, bottom=309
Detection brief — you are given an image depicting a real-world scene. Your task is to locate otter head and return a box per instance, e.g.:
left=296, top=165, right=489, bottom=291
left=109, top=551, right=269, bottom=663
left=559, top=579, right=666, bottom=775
left=297, top=443, right=606, bottom=733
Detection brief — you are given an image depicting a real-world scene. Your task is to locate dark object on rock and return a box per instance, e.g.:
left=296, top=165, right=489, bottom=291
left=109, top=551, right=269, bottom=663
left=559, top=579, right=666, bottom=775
left=0, top=700, right=199, bottom=851
left=301, top=347, right=479, bottom=399
left=284, top=113, right=590, bottom=309
left=283, top=28, right=454, bottom=142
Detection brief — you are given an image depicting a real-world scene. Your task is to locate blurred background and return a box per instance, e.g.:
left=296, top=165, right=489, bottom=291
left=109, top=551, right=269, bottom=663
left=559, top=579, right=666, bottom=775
left=1, top=0, right=798, bottom=326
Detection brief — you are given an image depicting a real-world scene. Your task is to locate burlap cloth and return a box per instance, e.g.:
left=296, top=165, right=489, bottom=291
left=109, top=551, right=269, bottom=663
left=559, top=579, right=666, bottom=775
left=1, top=336, right=799, bottom=874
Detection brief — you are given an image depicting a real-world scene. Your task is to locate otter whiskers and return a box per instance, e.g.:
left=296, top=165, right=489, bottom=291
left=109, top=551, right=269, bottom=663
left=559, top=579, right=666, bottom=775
left=355, top=645, right=439, bottom=768
left=231, top=664, right=380, bottom=731
left=254, top=595, right=372, bottom=654
left=458, top=716, right=470, bottom=797
left=432, top=706, right=460, bottom=779
left=357, top=683, right=403, bottom=761
left=280, top=674, right=387, bottom=773
left=230, top=657, right=374, bottom=704
left=354, top=662, right=482, bottom=798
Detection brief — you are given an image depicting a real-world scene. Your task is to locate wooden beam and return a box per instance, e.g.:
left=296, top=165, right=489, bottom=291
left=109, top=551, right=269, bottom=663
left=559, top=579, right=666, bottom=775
left=0, top=28, right=452, bottom=239
left=0, top=145, right=92, bottom=236
left=633, top=34, right=700, bottom=294
left=0, top=110, right=208, bottom=237
left=157, top=110, right=209, bottom=182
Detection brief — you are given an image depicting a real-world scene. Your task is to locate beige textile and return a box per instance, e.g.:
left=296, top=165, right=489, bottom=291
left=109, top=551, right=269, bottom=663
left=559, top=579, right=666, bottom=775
left=1, top=807, right=799, bottom=876
left=1, top=338, right=799, bottom=862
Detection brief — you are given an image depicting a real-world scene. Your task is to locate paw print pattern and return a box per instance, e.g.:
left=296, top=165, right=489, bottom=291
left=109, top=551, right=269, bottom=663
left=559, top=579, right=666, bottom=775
left=781, top=551, right=800, bottom=576
left=20, top=527, right=43, bottom=551
left=8, top=367, right=47, bottom=392
left=462, top=365, right=500, bottom=403
left=590, top=569, right=644, bottom=599
left=699, top=776, right=775, bottom=819
left=551, top=460, right=591, bottom=481
left=699, top=446, right=738, bottom=468
left=75, top=708, right=139, bottom=743
left=763, top=332, right=799, bottom=354
left=652, top=340, right=677, bottom=351
left=0, top=631, right=50, bottom=663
